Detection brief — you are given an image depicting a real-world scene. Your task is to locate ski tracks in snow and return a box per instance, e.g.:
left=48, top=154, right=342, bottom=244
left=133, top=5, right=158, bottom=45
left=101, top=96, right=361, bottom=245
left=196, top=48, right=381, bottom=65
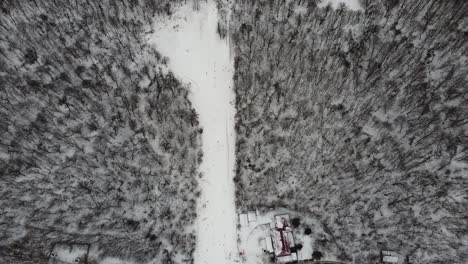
left=149, top=1, right=238, bottom=264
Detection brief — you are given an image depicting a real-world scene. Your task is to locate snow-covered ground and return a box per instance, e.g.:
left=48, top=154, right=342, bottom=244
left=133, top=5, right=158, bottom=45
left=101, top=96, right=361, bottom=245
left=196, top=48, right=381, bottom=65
left=318, top=0, right=363, bottom=11
left=149, top=1, right=238, bottom=264
left=238, top=210, right=273, bottom=263
left=238, top=209, right=342, bottom=263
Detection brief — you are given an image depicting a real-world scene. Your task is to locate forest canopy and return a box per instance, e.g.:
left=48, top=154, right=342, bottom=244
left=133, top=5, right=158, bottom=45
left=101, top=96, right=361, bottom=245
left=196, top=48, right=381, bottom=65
left=231, top=0, right=468, bottom=263
left=0, top=0, right=202, bottom=263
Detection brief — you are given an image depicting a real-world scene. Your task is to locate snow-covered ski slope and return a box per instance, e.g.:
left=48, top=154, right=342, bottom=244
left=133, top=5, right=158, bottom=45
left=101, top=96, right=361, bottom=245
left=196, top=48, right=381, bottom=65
left=149, top=1, right=237, bottom=264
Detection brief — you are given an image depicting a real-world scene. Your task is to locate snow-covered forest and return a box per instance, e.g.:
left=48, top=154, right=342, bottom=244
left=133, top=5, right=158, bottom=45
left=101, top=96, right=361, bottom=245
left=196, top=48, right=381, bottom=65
left=0, top=1, right=202, bottom=263
left=231, top=0, right=468, bottom=263
left=1, top=0, right=468, bottom=263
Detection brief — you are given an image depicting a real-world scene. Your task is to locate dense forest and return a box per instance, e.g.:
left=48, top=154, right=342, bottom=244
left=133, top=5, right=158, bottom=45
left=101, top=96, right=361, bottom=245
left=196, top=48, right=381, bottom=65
left=0, top=0, right=202, bottom=263
left=1, top=0, right=468, bottom=263
left=231, top=0, right=468, bottom=263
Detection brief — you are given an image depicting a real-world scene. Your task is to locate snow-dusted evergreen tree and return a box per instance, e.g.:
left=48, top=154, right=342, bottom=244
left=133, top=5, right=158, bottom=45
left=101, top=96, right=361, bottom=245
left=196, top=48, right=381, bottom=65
left=231, top=0, right=468, bottom=263
left=0, top=0, right=202, bottom=263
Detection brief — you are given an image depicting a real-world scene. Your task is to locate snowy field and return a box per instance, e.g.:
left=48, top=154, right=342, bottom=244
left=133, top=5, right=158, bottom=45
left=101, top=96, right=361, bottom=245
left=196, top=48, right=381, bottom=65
left=149, top=1, right=238, bottom=264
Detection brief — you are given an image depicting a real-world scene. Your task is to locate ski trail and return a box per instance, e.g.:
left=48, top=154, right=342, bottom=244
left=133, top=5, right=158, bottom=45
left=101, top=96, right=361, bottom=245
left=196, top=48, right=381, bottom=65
left=148, top=1, right=237, bottom=264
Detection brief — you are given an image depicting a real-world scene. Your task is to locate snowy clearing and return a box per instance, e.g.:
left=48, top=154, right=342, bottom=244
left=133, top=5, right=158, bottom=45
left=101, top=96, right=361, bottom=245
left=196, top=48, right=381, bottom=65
left=238, top=209, right=343, bottom=263
left=318, top=0, right=363, bottom=11
left=149, top=1, right=238, bottom=264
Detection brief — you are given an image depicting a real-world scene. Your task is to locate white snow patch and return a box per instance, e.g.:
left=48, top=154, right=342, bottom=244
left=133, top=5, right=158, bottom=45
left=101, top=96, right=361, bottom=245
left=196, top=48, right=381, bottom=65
left=298, top=235, right=314, bottom=261
left=148, top=1, right=237, bottom=264
left=238, top=211, right=273, bottom=264
left=318, top=0, right=363, bottom=11
left=50, top=244, right=89, bottom=264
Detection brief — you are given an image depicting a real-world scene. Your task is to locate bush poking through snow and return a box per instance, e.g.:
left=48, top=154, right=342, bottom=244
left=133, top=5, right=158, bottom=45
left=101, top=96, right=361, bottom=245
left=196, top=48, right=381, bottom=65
left=313, top=251, right=323, bottom=260
left=291, top=218, right=301, bottom=228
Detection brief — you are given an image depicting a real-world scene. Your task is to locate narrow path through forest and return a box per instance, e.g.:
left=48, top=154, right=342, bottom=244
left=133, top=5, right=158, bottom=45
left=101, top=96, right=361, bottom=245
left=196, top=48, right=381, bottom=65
left=149, top=1, right=238, bottom=263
